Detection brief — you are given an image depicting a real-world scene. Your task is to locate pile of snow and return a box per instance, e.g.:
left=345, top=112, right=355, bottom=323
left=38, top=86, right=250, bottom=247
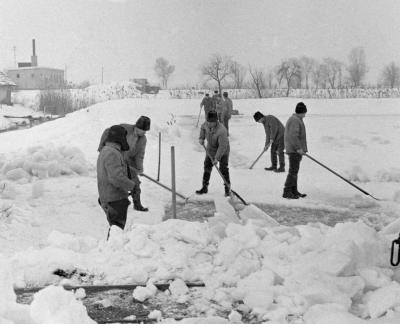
left=0, top=145, right=90, bottom=184
left=0, top=257, right=94, bottom=324
left=7, top=217, right=400, bottom=322
left=71, top=80, right=144, bottom=104
left=11, top=90, right=40, bottom=109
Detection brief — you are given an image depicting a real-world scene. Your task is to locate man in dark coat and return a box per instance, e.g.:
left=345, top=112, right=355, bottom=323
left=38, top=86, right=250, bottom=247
left=253, top=111, right=285, bottom=172
left=221, top=92, right=233, bottom=136
left=200, top=93, right=215, bottom=117
left=283, top=102, right=308, bottom=199
left=97, top=125, right=136, bottom=237
left=196, top=111, right=231, bottom=196
left=98, top=116, right=151, bottom=211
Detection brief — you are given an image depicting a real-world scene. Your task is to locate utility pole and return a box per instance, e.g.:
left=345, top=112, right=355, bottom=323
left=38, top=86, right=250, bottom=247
left=13, top=46, right=16, bottom=68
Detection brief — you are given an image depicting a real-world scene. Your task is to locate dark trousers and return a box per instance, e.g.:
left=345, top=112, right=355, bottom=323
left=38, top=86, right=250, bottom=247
left=270, top=138, right=285, bottom=168
left=222, top=116, right=230, bottom=136
left=202, top=154, right=230, bottom=190
left=284, top=153, right=302, bottom=191
left=98, top=198, right=130, bottom=240
left=127, top=166, right=141, bottom=202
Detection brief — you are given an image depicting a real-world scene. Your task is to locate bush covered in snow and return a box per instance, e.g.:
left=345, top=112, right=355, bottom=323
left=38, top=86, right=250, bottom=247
left=0, top=145, right=89, bottom=183
left=169, top=87, right=400, bottom=99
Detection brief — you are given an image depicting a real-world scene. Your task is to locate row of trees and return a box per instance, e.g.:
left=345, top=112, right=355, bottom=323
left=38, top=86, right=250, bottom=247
left=152, top=48, right=400, bottom=95
left=199, top=48, right=400, bottom=97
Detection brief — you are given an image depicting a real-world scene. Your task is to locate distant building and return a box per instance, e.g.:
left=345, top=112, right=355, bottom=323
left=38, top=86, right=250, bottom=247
left=6, top=39, right=64, bottom=90
left=0, top=71, right=16, bottom=105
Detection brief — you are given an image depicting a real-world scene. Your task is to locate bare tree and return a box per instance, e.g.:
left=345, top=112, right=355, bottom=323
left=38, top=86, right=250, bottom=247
left=266, top=69, right=275, bottom=89
left=201, top=54, right=233, bottom=94
left=299, top=56, right=316, bottom=89
left=154, top=57, right=175, bottom=89
left=323, top=57, right=343, bottom=89
left=277, top=58, right=302, bottom=96
left=381, top=62, right=400, bottom=88
left=248, top=65, right=265, bottom=98
left=230, top=61, right=246, bottom=89
left=311, top=62, right=325, bottom=90
left=347, top=47, right=368, bottom=87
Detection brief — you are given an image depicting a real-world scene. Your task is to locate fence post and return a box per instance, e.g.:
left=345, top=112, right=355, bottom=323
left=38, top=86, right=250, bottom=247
left=171, top=146, right=176, bottom=219
left=157, top=132, right=161, bottom=181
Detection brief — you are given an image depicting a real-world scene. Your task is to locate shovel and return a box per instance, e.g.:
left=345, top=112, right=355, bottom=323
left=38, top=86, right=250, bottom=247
left=304, top=153, right=381, bottom=201
left=249, top=149, right=267, bottom=169
left=202, top=145, right=279, bottom=227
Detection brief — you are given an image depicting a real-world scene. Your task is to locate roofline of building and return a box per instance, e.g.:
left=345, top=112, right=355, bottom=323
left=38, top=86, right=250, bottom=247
left=6, top=67, right=64, bottom=72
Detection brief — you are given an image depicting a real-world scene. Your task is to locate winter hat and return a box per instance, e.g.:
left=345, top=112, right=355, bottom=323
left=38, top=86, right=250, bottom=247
left=135, top=116, right=151, bottom=131
left=206, top=111, right=218, bottom=122
left=107, top=125, right=129, bottom=151
left=253, top=111, right=264, bottom=122
left=295, top=102, right=307, bottom=114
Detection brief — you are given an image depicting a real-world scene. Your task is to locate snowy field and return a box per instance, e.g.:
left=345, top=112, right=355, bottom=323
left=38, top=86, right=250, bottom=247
left=1, top=97, right=400, bottom=323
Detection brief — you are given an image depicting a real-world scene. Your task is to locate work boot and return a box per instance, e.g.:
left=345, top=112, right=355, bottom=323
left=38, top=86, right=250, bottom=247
left=196, top=186, right=208, bottom=195
left=282, top=188, right=299, bottom=199
left=293, top=186, right=307, bottom=198
left=133, top=198, right=149, bottom=212
left=274, top=166, right=285, bottom=173
left=264, top=166, right=277, bottom=171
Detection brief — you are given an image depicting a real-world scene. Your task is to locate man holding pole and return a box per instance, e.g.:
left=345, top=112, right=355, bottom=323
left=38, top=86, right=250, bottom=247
left=98, top=116, right=151, bottom=211
left=253, top=111, right=285, bottom=172
left=282, top=102, right=308, bottom=199
left=196, top=111, right=231, bottom=197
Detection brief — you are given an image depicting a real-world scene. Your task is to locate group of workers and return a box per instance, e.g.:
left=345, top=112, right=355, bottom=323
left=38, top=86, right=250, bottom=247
left=96, top=92, right=308, bottom=237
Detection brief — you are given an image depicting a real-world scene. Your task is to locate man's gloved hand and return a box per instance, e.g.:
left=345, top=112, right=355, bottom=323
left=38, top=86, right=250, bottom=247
left=212, top=159, right=218, bottom=166
left=264, top=144, right=270, bottom=152
left=297, top=149, right=305, bottom=155
left=199, top=139, right=204, bottom=145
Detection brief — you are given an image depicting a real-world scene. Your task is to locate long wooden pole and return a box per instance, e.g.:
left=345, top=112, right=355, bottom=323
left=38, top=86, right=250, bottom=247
left=305, top=153, right=380, bottom=200
left=171, top=146, right=177, bottom=218
left=142, top=173, right=188, bottom=201
left=249, top=149, right=266, bottom=169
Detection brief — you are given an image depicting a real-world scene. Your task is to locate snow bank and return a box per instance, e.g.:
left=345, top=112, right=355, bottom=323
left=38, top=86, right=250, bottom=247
left=0, top=257, right=94, bottom=324
left=30, top=286, right=95, bottom=324
left=7, top=218, right=400, bottom=322
left=0, top=145, right=89, bottom=184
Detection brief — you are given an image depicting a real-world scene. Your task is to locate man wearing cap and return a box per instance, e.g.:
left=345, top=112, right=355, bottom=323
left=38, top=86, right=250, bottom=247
left=98, top=116, right=151, bottom=211
left=283, top=102, right=308, bottom=199
left=221, top=92, right=233, bottom=136
left=253, top=111, right=285, bottom=172
left=196, top=111, right=231, bottom=197
left=97, top=125, right=136, bottom=238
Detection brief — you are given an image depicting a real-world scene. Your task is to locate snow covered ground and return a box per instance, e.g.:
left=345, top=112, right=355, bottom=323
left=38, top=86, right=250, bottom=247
left=0, top=97, right=400, bottom=323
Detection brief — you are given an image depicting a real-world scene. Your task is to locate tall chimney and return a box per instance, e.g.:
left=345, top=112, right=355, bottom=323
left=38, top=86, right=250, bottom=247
left=31, top=39, right=38, bottom=67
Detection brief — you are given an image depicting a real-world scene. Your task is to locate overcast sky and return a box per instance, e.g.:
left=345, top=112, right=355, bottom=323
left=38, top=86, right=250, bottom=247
left=1, top=0, right=399, bottom=86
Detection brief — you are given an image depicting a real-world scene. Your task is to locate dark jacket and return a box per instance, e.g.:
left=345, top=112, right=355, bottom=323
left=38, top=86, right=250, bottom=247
left=222, top=97, right=233, bottom=119
left=200, top=96, right=215, bottom=116
left=97, top=142, right=136, bottom=203
left=98, top=124, right=147, bottom=174
left=284, top=114, right=308, bottom=153
left=199, top=121, right=230, bottom=161
left=261, top=115, right=285, bottom=146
